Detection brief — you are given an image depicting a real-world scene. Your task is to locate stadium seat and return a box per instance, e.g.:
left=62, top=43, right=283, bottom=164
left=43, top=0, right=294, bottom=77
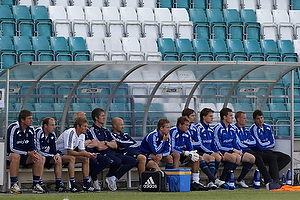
left=89, top=0, right=106, bottom=7
left=34, top=103, right=54, bottom=122
left=163, top=102, right=182, bottom=126
left=258, top=0, right=273, bottom=10
left=72, top=103, right=91, bottom=114
left=0, top=5, right=16, bottom=37
left=109, top=103, right=131, bottom=121
left=120, top=7, right=142, bottom=38
left=68, top=37, right=90, bottom=61
left=157, top=38, right=179, bottom=61
left=293, top=39, right=300, bottom=60
left=102, top=6, right=125, bottom=40
left=256, top=9, right=277, bottom=40
left=141, top=0, right=157, bottom=9
left=272, top=10, right=293, bottom=41
left=223, top=9, right=243, bottom=40
left=148, top=103, right=165, bottom=125
left=291, top=0, right=300, bottom=10
left=192, top=39, right=214, bottom=61
left=175, top=0, right=190, bottom=9
left=0, top=36, right=17, bottom=69
left=13, top=36, right=36, bottom=62
left=226, top=39, right=247, bottom=61
left=260, top=39, right=281, bottom=61
left=225, top=0, right=241, bottom=10
left=242, top=0, right=257, bottom=10
left=269, top=102, right=288, bottom=120
left=277, top=40, right=298, bottom=62
left=274, top=0, right=290, bottom=10
left=209, top=39, right=230, bottom=61
left=1, top=0, right=15, bottom=6
left=31, top=36, right=54, bottom=61
left=66, top=6, right=89, bottom=38
left=17, top=0, right=34, bottom=6
left=191, top=0, right=206, bottom=9
left=30, top=6, right=53, bottom=37
left=154, top=8, right=176, bottom=39
left=104, top=37, right=127, bottom=61
left=240, top=9, right=260, bottom=40
left=54, top=0, right=70, bottom=7
left=85, top=37, right=109, bottom=61
left=15, top=103, right=34, bottom=113
left=49, top=36, right=72, bottom=61
left=35, top=0, right=53, bottom=7
left=158, top=0, right=173, bottom=9
left=124, top=0, right=140, bottom=8
left=12, top=5, right=34, bottom=36
left=107, top=0, right=123, bottom=8
left=137, top=7, right=159, bottom=39
left=122, top=37, right=145, bottom=61
left=84, top=6, right=107, bottom=39
left=38, top=83, right=56, bottom=103
left=53, top=103, right=69, bottom=121
left=72, top=0, right=88, bottom=8
left=270, top=85, right=286, bottom=103
left=233, top=102, right=253, bottom=121
left=171, top=8, right=193, bottom=40
left=206, top=9, right=226, bottom=40
left=243, top=39, right=264, bottom=61
left=208, top=0, right=223, bottom=10
left=189, top=8, right=210, bottom=40
left=48, top=6, right=72, bottom=39
left=140, top=37, right=162, bottom=61
left=288, top=10, right=300, bottom=40
left=174, top=38, right=196, bottom=61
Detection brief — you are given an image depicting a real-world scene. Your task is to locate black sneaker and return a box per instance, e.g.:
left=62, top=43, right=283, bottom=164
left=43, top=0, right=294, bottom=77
left=83, top=185, right=95, bottom=192
left=70, top=184, right=82, bottom=193
left=55, top=184, right=68, bottom=192
left=193, top=182, right=209, bottom=191
left=40, top=184, right=49, bottom=193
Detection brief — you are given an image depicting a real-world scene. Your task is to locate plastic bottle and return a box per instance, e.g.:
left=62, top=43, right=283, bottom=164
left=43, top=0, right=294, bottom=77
left=286, top=169, right=292, bottom=185
left=282, top=173, right=286, bottom=185
left=228, top=170, right=235, bottom=190
left=253, top=169, right=261, bottom=189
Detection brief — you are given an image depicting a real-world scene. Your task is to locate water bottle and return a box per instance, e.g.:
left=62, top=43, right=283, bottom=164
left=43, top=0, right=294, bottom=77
left=228, top=170, right=235, bottom=190
left=282, top=173, right=286, bottom=185
left=286, top=169, right=292, bottom=185
left=253, top=169, right=261, bottom=189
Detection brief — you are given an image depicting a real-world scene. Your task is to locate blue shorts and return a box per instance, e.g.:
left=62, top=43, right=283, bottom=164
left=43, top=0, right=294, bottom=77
left=120, top=148, right=152, bottom=165
left=197, top=151, right=213, bottom=156
left=44, top=156, right=54, bottom=169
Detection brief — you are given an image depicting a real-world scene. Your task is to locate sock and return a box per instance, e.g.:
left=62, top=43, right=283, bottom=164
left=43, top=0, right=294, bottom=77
left=10, top=177, right=17, bottom=187
left=165, top=163, right=173, bottom=169
left=55, top=178, right=62, bottom=188
left=139, top=177, right=141, bottom=185
left=200, top=160, right=216, bottom=182
left=220, top=161, right=235, bottom=181
left=215, top=160, right=220, bottom=175
left=237, top=162, right=254, bottom=182
left=33, top=175, right=40, bottom=187
left=83, top=177, right=90, bottom=188
left=39, top=179, right=43, bottom=185
left=208, top=162, right=216, bottom=177
left=225, top=163, right=239, bottom=182
left=70, top=177, right=76, bottom=187
left=192, top=172, right=200, bottom=184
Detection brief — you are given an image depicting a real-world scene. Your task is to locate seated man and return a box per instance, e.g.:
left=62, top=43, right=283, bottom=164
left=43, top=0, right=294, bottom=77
left=170, top=116, right=207, bottom=191
left=7, top=109, right=45, bottom=194
left=139, top=119, right=174, bottom=170
left=86, top=108, right=136, bottom=191
left=35, top=117, right=68, bottom=192
left=56, top=118, right=97, bottom=192
left=110, top=117, right=160, bottom=189
left=214, top=108, right=255, bottom=188
left=250, top=109, right=291, bottom=185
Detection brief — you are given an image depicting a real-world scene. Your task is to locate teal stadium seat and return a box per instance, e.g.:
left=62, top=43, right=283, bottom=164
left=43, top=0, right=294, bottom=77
left=269, top=103, right=288, bottom=120
left=53, top=103, right=71, bottom=122
left=149, top=103, right=165, bottom=125
left=209, top=39, right=230, bottom=61
left=175, top=0, right=190, bottom=9
left=260, top=39, right=281, bottom=62
left=50, top=37, right=72, bottom=61
left=1, top=0, right=15, bottom=6
left=192, top=39, right=214, bottom=61
left=0, top=5, right=16, bottom=37
left=243, top=39, right=264, bottom=61
left=0, top=36, right=17, bottom=69
left=13, top=36, right=36, bottom=62
left=291, top=0, right=300, bottom=10
left=34, top=103, right=54, bottom=122
left=68, top=37, right=90, bottom=61
left=226, top=39, right=247, bottom=61
left=133, top=102, right=145, bottom=136
left=12, top=5, right=34, bottom=36
left=277, top=40, right=298, bottom=62
left=271, top=85, right=286, bottom=103
left=208, top=0, right=223, bottom=10
left=192, top=0, right=206, bottom=9
left=158, top=0, right=173, bottom=9
left=202, top=85, right=218, bottom=103
left=206, top=9, right=226, bottom=40
left=189, top=8, right=210, bottom=40
left=30, top=5, right=52, bottom=37
left=174, top=38, right=196, bottom=61
left=157, top=38, right=179, bottom=61
left=109, top=103, right=131, bottom=122
left=223, top=9, right=243, bottom=40
left=240, top=9, right=260, bottom=40
left=71, top=103, right=92, bottom=121
left=233, top=103, right=253, bottom=121
left=39, top=83, right=56, bottom=103
left=31, top=36, right=54, bottom=61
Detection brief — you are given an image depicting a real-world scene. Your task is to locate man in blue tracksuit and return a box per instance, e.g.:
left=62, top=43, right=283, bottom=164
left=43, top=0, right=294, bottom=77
left=139, top=118, right=173, bottom=169
left=214, top=108, right=255, bottom=186
left=250, top=109, right=291, bottom=184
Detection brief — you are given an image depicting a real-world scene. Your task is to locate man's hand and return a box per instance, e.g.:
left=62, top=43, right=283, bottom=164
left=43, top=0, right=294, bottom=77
left=233, top=149, right=243, bottom=156
left=28, top=150, right=40, bottom=163
left=155, top=154, right=163, bottom=163
left=96, top=141, right=108, bottom=151
left=53, top=153, right=61, bottom=164
left=162, top=133, right=169, bottom=142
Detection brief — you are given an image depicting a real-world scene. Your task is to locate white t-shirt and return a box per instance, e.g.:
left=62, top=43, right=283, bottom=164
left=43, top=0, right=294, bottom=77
left=56, top=128, right=85, bottom=155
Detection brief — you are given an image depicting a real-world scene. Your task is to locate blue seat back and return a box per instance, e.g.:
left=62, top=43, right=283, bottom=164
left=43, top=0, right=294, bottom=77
left=226, top=39, right=244, bottom=54
left=50, top=37, right=69, bottom=51
left=240, top=9, right=257, bottom=23
left=30, top=5, right=49, bottom=20
left=193, top=0, right=206, bottom=9
left=192, top=39, right=213, bottom=61
left=223, top=9, right=240, bottom=23
left=175, top=38, right=196, bottom=61
left=206, top=9, right=224, bottom=23
left=176, top=0, right=190, bottom=9
left=157, top=38, right=178, bottom=61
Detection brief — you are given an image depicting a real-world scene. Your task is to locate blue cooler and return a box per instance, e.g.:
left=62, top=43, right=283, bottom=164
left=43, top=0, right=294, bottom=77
left=165, top=168, right=191, bottom=192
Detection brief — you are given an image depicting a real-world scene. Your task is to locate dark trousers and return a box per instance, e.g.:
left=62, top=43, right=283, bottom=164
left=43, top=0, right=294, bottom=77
left=106, top=153, right=137, bottom=179
left=90, top=154, right=111, bottom=181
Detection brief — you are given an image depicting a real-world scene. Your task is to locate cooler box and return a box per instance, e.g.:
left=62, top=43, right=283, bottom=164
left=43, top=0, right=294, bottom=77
left=165, top=168, right=191, bottom=192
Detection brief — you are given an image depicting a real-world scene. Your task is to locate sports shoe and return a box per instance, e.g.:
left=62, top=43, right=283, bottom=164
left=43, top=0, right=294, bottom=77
left=92, top=179, right=101, bottom=191
left=106, top=176, right=117, bottom=191
left=220, top=182, right=229, bottom=189
left=215, top=178, right=226, bottom=187
left=40, top=184, right=49, bottom=193
left=70, top=184, right=82, bottom=193
left=236, top=180, right=249, bottom=188
left=10, top=183, right=22, bottom=194
left=32, top=183, right=45, bottom=194
left=137, top=185, right=142, bottom=192
left=207, top=181, right=218, bottom=190
left=83, top=185, right=95, bottom=192
left=55, top=184, right=68, bottom=192
left=192, top=182, right=209, bottom=191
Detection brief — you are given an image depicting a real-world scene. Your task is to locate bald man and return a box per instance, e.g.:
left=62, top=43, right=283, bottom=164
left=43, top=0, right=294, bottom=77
left=111, top=117, right=160, bottom=189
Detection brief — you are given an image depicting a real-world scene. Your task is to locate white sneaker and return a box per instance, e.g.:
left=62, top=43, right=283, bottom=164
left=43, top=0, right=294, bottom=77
left=32, top=183, right=45, bottom=194
left=10, top=183, right=22, bottom=194
left=106, top=176, right=117, bottom=191
left=236, top=180, right=249, bottom=188
left=93, top=179, right=101, bottom=191
left=207, top=181, right=217, bottom=190
left=214, top=178, right=226, bottom=187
